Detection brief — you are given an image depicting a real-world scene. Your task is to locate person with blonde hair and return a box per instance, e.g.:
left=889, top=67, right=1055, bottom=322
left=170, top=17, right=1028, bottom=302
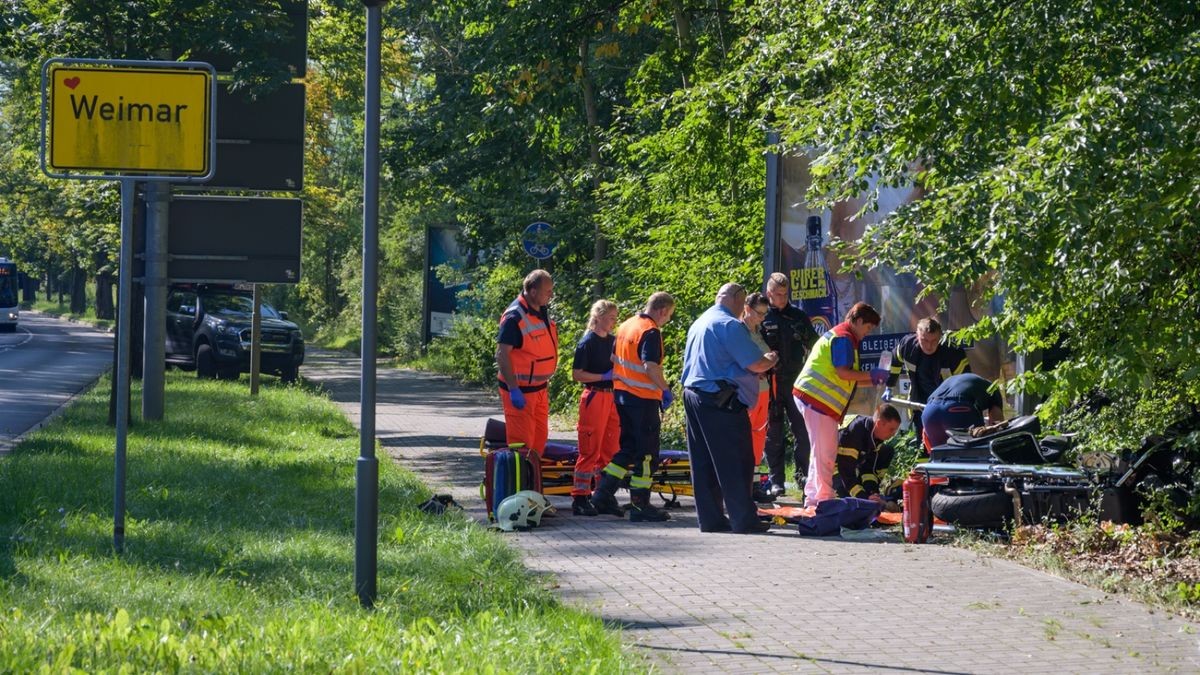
left=569, top=299, right=621, bottom=516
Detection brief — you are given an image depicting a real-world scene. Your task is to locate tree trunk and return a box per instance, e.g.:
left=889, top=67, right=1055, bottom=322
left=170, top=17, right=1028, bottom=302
left=95, top=273, right=115, bottom=320
left=671, top=0, right=693, bottom=89
left=325, top=244, right=335, bottom=320
left=70, top=266, right=87, bottom=314
left=578, top=34, right=606, bottom=298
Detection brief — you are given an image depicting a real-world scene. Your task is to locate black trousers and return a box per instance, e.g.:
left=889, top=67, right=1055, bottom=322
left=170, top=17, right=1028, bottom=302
left=684, top=388, right=757, bottom=532
left=763, top=374, right=810, bottom=484
left=613, top=394, right=662, bottom=498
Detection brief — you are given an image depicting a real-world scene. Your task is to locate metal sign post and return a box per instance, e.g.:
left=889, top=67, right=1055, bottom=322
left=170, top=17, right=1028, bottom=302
left=113, top=179, right=135, bottom=553
left=357, top=0, right=389, bottom=610
left=142, top=181, right=170, bottom=420
left=250, top=285, right=262, bottom=396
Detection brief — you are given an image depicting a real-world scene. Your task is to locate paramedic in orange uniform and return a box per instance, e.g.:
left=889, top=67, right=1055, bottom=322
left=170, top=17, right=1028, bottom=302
left=570, top=299, right=620, bottom=516
left=496, top=269, right=558, bottom=456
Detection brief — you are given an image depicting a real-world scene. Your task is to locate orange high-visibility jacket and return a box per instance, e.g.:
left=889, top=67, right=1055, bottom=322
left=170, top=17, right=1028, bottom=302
left=613, top=314, right=663, bottom=401
left=497, top=295, right=558, bottom=391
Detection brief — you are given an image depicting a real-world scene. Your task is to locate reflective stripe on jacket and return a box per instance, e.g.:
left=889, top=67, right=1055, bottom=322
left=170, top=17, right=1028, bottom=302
left=497, top=295, right=558, bottom=391
left=613, top=314, right=663, bottom=401
left=793, top=322, right=858, bottom=418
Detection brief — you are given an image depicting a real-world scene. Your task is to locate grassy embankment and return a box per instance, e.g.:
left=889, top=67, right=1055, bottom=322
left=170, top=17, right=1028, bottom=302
left=0, top=373, right=643, bottom=672
left=24, top=297, right=113, bottom=330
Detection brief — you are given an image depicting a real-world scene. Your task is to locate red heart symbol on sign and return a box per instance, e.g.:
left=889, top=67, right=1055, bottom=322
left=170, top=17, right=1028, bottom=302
left=63, top=77, right=80, bottom=89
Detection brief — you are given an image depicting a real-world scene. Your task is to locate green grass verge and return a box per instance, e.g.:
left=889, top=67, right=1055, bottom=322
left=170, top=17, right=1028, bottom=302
left=313, top=333, right=361, bottom=355
left=0, top=373, right=643, bottom=672
left=24, top=299, right=113, bottom=330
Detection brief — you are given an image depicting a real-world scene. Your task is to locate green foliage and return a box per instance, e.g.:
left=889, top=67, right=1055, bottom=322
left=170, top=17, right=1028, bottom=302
left=6, top=0, right=1199, bottom=457
left=1171, top=582, right=1200, bottom=605
left=386, top=0, right=768, bottom=422
left=0, top=373, right=640, bottom=672
left=880, top=428, right=925, bottom=488
left=726, top=0, right=1200, bottom=417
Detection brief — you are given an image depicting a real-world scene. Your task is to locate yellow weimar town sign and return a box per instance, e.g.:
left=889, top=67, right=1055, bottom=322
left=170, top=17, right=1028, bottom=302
left=43, top=60, right=214, bottom=179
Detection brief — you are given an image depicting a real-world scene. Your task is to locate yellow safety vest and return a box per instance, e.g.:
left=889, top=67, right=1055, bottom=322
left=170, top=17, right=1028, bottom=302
left=793, top=323, right=859, bottom=418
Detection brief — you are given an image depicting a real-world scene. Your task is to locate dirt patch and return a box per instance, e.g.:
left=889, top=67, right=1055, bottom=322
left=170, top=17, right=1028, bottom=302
left=998, top=522, right=1200, bottom=617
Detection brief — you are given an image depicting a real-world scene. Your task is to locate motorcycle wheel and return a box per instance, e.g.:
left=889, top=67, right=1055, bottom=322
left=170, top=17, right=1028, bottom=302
left=932, top=488, right=1013, bottom=529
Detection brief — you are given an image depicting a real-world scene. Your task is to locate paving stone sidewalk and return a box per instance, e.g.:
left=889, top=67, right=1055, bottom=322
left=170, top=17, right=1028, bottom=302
left=305, top=352, right=1200, bottom=674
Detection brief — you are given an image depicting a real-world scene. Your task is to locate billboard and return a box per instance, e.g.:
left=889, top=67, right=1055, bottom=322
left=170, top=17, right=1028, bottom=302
left=775, top=154, right=1014, bottom=416
left=423, top=226, right=466, bottom=342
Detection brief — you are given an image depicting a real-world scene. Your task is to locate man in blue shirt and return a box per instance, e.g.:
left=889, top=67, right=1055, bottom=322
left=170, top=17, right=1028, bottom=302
left=682, top=283, right=780, bottom=534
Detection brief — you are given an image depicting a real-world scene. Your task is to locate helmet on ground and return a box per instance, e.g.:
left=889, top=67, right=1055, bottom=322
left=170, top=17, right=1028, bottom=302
left=513, top=490, right=554, bottom=526
left=496, top=494, right=536, bottom=532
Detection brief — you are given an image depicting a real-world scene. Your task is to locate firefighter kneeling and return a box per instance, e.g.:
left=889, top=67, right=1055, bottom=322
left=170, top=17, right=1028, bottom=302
left=834, top=403, right=902, bottom=505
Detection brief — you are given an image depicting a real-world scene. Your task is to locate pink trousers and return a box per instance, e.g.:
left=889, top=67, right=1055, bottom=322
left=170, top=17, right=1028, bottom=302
left=798, top=397, right=839, bottom=507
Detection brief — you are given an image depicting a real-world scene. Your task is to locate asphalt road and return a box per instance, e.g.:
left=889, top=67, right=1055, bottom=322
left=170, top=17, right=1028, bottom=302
left=0, top=313, right=112, bottom=451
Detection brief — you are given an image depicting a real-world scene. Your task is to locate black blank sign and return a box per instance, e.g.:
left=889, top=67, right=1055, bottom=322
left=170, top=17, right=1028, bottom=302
left=168, top=196, right=302, bottom=284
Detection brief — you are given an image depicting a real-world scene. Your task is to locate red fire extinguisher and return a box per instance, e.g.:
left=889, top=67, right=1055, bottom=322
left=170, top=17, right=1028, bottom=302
left=902, top=471, right=931, bottom=543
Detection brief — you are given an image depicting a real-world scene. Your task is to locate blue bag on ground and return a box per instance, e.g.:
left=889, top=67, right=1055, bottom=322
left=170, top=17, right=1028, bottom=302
left=796, top=498, right=882, bottom=537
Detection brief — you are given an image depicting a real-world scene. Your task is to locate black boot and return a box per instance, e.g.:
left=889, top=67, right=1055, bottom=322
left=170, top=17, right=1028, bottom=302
left=628, top=492, right=670, bottom=522
left=590, top=474, right=626, bottom=517
left=572, top=495, right=598, bottom=516
left=752, top=483, right=777, bottom=503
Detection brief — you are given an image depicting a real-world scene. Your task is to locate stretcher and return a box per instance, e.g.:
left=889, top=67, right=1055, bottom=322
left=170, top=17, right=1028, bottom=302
left=479, top=419, right=696, bottom=505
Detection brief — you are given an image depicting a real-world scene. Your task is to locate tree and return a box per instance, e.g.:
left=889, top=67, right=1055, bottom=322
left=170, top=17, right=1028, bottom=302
left=715, top=0, right=1200, bottom=421
left=0, top=0, right=309, bottom=313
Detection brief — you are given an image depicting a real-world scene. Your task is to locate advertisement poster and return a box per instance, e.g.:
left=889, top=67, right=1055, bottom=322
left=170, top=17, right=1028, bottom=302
left=777, top=154, right=1013, bottom=416
left=423, top=225, right=466, bottom=342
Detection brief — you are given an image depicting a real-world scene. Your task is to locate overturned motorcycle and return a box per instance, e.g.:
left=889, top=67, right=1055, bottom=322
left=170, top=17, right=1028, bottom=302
left=884, top=391, right=1198, bottom=530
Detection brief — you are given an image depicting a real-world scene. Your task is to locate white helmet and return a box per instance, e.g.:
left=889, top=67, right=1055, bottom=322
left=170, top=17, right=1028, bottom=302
left=513, top=490, right=554, bottom=526
left=496, top=494, right=536, bottom=532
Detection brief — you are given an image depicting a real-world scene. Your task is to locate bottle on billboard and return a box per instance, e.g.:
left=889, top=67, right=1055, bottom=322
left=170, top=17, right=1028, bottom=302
left=794, top=215, right=839, bottom=335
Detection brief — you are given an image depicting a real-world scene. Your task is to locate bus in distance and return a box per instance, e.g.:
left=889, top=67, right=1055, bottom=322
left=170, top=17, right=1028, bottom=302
left=0, top=258, right=18, bottom=332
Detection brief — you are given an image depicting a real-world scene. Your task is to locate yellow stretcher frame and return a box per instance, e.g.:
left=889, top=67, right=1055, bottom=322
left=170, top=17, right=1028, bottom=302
left=479, top=437, right=695, bottom=503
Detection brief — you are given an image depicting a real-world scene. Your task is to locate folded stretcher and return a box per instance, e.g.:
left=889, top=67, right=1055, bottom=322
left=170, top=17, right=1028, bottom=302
left=479, top=419, right=696, bottom=505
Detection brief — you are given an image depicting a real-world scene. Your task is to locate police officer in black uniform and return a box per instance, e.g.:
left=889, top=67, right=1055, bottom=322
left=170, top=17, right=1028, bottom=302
left=759, top=272, right=818, bottom=496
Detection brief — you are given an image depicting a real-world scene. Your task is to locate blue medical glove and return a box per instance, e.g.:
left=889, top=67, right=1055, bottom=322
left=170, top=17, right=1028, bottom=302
left=869, top=368, right=889, bottom=386
left=599, top=370, right=614, bottom=382
left=660, top=389, right=674, bottom=411
left=509, top=387, right=527, bottom=410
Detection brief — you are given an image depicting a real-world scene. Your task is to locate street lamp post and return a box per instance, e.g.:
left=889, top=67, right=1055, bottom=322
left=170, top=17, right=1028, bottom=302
left=356, top=0, right=388, bottom=609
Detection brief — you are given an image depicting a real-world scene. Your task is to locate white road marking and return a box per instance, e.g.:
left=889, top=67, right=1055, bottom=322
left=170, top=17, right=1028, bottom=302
left=0, top=326, right=34, bottom=354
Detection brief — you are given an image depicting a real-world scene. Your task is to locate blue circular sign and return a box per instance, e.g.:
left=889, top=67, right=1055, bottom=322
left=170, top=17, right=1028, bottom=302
left=521, top=221, right=557, bottom=260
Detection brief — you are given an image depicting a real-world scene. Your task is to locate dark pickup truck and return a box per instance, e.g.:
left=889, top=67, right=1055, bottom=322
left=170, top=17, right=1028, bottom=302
left=165, top=284, right=305, bottom=382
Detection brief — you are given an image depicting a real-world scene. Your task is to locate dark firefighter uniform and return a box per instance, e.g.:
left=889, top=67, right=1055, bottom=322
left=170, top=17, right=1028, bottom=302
left=834, top=415, right=895, bottom=499
left=759, top=302, right=817, bottom=485
left=886, top=333, right=969, bottom=435
left=921, top=373, right=1003, bottom=449
left=497, top=295, right=559, bottom=453
left=591, top=313, right=669, bottom=521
